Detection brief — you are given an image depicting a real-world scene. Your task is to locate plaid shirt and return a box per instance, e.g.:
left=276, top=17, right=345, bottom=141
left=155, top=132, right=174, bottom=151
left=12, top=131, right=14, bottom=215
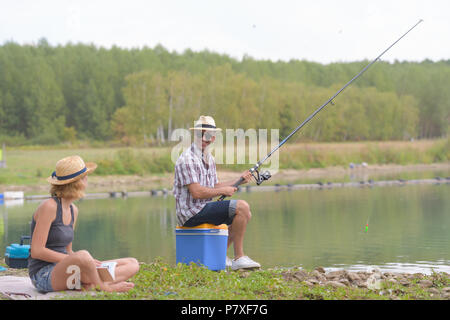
left=173, top=143, right=219, bottom=226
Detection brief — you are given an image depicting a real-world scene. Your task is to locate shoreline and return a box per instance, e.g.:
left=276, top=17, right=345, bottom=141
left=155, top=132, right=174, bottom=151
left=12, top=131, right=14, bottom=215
left=1, top=259, right=449, bottom=300
left=1, top=162, right=449, bottom=195
left=14, top=176, right=449, bottom=202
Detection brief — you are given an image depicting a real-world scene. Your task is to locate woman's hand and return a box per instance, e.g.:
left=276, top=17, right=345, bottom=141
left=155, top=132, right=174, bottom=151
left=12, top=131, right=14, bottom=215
left=94, top=259, right=103, bottom=267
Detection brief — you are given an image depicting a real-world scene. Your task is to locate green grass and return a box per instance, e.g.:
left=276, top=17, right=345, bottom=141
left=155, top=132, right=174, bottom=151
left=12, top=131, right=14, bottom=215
left=94, top=149, right=174, bottom=176
left=0, top=139, right=448, bottom=186
left=0, top=146, right=171, bottom=185
left=55, top=259, right=449, bottom=300
left=1, top=258, right=448, bottom=300
left=279, top=138, right=449, bottom=169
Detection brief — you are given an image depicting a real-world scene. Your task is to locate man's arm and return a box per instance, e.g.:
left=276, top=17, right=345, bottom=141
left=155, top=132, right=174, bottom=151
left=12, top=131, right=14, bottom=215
left=214, top=170, right=253, bottom=188
left=188, top=183, right=236, bottom=200
left=214, top=181, right=236, bottom=188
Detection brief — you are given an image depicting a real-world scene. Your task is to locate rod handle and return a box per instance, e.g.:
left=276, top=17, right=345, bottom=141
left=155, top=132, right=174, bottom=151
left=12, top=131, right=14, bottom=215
left=217, top=177, right=245, bottom=201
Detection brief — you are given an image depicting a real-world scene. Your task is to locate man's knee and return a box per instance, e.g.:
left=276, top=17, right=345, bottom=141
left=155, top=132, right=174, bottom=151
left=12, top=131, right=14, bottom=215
left=236, top=200, right=251, bottom=220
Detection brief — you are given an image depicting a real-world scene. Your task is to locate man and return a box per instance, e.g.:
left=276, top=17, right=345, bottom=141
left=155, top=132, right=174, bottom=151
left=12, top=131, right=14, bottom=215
left=173, top=115, right=260, bottom=270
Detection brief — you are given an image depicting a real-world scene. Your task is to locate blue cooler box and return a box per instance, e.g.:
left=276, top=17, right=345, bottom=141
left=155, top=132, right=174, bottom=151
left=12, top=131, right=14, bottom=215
left=5, top=236, right=31, bottom=269
left=176, top=224, right=228, bottom=271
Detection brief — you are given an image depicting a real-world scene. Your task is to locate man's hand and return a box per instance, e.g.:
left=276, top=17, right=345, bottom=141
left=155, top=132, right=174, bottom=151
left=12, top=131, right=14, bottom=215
left=240, top=170, right=253, bottom=184
left=220, top=186, right=237, bottom=197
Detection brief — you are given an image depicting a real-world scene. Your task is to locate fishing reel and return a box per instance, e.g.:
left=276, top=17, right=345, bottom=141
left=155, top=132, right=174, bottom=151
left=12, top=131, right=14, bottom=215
left=217, top=165, right=271, bottom=201
left=250, top=167, right=271, bottom=185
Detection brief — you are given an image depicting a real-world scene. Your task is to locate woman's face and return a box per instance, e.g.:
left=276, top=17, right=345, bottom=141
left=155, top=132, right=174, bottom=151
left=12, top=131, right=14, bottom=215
left=80, top=175, right=88, bottom=189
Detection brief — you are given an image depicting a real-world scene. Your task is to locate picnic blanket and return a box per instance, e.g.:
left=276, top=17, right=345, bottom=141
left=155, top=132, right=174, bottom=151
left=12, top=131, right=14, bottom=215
left=0, top=276, right=90, bottom=300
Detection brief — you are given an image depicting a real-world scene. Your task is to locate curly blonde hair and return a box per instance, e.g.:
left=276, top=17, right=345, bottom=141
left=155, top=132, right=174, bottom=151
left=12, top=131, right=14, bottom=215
left=50, top=178, right=85, bottom=200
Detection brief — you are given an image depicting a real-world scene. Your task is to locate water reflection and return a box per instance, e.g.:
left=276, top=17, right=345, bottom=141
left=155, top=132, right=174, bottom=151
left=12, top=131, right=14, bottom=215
left=1, top=184, right=449, bottom=274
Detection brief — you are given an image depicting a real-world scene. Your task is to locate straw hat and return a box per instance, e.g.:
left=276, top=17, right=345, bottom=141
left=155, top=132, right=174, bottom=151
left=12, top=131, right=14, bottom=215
left=189, top=115, right=222, bottom=132
left=47, top=155, right=97, bottom=185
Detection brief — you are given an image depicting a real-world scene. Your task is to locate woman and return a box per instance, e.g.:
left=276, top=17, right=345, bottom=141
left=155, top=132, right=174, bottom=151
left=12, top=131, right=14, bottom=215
left=28, top=155, right=139, bottom=293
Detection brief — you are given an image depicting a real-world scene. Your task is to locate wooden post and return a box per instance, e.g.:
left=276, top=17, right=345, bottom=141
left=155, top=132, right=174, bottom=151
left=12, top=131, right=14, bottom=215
left=0, top=143, right=5, bottom=168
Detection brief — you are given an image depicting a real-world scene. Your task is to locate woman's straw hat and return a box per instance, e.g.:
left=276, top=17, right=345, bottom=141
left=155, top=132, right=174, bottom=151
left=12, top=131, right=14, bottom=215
left=189, top=115, right=222, bottom=131
left=47, top=155, right=97, bottom=185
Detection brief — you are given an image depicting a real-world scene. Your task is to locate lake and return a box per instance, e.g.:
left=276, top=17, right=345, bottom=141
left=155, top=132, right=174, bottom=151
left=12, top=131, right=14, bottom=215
left=1, top=183, right=449, bottom=274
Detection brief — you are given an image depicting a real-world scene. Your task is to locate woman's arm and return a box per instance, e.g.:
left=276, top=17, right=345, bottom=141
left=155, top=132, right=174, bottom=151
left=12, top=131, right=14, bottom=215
left=30, top=200, right=69, bottom=263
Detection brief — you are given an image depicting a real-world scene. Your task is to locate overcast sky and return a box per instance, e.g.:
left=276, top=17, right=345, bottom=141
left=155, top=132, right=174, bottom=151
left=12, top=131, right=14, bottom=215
left=1, top=0, right=448, bottom=64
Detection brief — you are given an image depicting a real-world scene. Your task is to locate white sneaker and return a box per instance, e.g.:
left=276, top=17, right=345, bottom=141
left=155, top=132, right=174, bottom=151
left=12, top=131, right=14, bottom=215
left=231, top=256, right=261, bottom=270
left=226, top=256, right=232, bottom=268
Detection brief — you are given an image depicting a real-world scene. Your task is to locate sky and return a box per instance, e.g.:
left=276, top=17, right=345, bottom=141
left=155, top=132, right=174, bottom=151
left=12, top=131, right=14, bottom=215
left=0, top=0, right=449, bottom=64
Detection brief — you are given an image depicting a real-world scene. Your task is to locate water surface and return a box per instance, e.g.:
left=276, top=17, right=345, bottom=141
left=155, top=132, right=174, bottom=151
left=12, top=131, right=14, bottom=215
left=1, top=184, right=449, bottom=274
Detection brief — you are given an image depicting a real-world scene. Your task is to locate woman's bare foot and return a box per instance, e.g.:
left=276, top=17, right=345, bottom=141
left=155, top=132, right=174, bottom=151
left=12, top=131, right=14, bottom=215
left=81, top=283, right=96, bottom=291
left=107, top=281, right=135, bottom=292
left=76, top=281, right=134, bottom=292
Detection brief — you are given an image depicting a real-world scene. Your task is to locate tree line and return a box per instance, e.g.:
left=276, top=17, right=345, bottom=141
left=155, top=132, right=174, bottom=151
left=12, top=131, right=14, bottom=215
left=0, top=38, right=448, bottom=146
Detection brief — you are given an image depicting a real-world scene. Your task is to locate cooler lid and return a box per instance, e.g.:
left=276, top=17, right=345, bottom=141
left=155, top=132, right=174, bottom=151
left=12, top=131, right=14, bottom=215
left=5, top=244, right=30, bottom=258
left=176, top=223, right=228, bottom=230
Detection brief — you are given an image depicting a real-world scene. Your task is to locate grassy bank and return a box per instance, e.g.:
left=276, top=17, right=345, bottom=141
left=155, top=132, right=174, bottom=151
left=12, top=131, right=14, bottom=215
left=2, top=258, right=448, bottom=300
left=0, top=139, right=448, bottom=187
left=278, top=139, right=449, bottom=170
left=93, top=260, right=449, bottom=300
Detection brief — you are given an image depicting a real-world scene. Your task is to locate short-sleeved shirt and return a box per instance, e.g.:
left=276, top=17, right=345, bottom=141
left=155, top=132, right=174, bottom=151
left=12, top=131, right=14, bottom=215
left=173, top=143, right=218, bottom=226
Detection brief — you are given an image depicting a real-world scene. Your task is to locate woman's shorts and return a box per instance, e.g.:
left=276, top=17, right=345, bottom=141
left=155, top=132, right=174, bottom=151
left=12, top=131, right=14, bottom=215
left=183, top=200, right=237, bottom=227
left=30, top=263, right=55, bottom=293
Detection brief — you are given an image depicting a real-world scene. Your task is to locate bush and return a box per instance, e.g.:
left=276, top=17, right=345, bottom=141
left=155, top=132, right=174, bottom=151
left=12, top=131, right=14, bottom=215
left=29, top=132, right=61, bottom=146
left=428, top=138, right=450, bottom=162
left=0, top=134, right=29, bottom=146
left=94, top=149, right=174, bottom=176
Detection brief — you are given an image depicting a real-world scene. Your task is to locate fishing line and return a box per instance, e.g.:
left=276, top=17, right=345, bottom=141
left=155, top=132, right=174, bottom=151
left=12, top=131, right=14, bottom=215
left=218, top=19, right=424, bottom=201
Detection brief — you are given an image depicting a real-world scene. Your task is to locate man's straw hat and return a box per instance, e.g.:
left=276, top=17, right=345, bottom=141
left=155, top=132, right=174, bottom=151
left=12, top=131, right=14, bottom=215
left=189, top=115, right=222, bottom=132
left=47, top=155, right=97, bottom=185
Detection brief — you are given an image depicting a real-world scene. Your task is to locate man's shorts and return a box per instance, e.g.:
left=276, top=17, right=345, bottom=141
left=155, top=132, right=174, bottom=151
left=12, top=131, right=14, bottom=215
left=183, top=200, right=238, bottom=227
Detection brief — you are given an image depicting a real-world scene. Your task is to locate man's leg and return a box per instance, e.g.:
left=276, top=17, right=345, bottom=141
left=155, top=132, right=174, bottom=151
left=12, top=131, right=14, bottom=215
left=183, top=199, right=257, bottom=267
left=227, top=225, right=234, bottom=249
left=228, top=200, right=260, bottom=269
left=229, top=200, right=251, bottom=259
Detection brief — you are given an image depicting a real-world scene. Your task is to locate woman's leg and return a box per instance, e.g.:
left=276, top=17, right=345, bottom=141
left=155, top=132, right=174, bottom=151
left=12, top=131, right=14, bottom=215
left=100, top=257, right=140, bottom=283
left=50, top=250, right=133, bottom=292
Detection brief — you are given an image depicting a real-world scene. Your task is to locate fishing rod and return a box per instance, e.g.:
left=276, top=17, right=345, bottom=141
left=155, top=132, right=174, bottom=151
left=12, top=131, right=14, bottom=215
left=218, top=19, right=423, bottom=201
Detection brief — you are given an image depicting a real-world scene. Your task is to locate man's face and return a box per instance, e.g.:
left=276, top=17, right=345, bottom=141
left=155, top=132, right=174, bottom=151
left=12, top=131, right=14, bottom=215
left=195, top=130, right=216, bottom=150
